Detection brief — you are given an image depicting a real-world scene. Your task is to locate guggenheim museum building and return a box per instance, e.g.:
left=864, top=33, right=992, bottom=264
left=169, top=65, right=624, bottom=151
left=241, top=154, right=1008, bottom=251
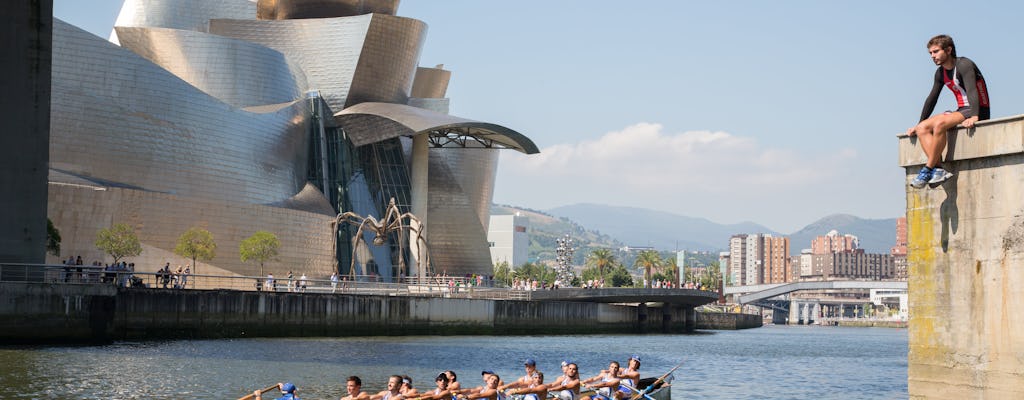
left=45, top=0, right=537, bottom=280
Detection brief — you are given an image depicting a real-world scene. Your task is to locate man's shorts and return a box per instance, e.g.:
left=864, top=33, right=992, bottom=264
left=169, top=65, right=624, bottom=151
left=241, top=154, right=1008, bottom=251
left=946, top=106, right=991, bottom=120
left=552, top=389, right=576, bottom=400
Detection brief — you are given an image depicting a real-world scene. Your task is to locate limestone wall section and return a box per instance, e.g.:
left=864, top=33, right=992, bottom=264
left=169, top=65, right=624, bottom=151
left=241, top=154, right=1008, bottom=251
left=898, top=114, right=1024, bottom=399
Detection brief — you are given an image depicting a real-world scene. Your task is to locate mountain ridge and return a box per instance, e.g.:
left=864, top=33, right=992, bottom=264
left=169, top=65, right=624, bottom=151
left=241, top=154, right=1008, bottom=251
left=528, top=203, right=897, bottom=256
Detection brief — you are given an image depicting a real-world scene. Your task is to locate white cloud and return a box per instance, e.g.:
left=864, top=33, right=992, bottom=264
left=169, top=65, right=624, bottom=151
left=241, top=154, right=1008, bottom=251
left=494, top=123, right=891, bottom=232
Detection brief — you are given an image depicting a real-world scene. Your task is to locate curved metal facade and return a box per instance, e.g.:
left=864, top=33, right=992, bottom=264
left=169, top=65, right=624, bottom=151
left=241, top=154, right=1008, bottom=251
left=115, top=26, right=309, bottom=108
left=210, top=14, right=426, bottom=112
left=50, top=2, right=536, bottom=279
left=258, top=0, right=400, bottom=19
left=111, top=0, right=255, bottom=42
left=51, top=20, right=310, bottom=206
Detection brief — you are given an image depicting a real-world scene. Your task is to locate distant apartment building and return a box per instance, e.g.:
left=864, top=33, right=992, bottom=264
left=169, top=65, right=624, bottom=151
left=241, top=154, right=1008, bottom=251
left=487, top=214, right=529, bottom=268
left=718, top=251, right=731, bottom=285
left=729, top=235, right=746, bottom=286
left=809, top=252, right=895, bottom=280
left=812, top=230, right=860, bottom=254
left=727, top=233, right=790, bottom=286
left=891, top=217, right=908, bottom=280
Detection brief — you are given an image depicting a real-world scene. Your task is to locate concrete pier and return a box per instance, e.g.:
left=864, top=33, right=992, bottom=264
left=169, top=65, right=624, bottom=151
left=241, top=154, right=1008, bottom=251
left=898, top=114, right=1024, bottom=399
left=0, top=283, right=758, bottom=343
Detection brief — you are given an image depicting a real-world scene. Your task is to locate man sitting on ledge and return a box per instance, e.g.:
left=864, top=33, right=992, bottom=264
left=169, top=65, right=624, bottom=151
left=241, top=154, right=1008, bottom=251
left=906, top=34, right=990, bottom=188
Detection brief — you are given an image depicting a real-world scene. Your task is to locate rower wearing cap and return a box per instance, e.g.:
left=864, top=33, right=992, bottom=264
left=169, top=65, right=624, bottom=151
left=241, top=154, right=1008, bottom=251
left=458, top=370, right=502, bottom=397
left=498, top=359, right=538, bottom=392
left=400, top=375, right=420, bottom=398
left=412, top=373, right=453, bottom=400
left=254, top=382, right=300, bottom=400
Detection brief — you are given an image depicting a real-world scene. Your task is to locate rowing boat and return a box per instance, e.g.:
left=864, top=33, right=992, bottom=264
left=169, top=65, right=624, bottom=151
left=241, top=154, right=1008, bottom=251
left=634, top=375, right=672, bottom=400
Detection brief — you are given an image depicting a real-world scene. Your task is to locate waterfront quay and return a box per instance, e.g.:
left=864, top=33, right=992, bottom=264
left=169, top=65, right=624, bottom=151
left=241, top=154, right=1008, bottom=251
left=0, top=264, right=757, bottom=344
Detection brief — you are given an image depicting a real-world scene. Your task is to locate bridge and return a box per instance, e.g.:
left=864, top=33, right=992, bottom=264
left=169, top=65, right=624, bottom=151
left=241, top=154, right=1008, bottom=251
left=725, top=280, right=907, bottom=304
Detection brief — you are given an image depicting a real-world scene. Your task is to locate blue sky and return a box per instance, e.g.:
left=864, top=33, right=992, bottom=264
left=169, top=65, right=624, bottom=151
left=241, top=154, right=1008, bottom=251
left=54, top=0, right=1024, bottom=233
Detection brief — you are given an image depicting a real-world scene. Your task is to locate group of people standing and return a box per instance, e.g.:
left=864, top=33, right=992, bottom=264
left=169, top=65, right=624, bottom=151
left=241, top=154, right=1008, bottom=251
left=156, top=262, right=189, bottom=289
left=255, top=356, right=650, bottom=400
left=260, top=270, right=309, bottom=292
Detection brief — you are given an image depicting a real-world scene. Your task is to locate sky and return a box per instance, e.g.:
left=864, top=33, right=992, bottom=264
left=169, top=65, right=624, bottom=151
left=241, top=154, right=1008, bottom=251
left=54, top=0, right=1024, bottom=233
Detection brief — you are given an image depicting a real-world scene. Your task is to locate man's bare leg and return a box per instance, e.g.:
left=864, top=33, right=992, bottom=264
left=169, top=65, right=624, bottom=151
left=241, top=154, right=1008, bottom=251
left=912, top=112, right=965, bottom=168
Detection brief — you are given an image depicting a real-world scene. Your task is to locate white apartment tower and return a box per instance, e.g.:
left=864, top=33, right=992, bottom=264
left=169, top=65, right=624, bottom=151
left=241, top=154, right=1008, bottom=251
left=487, top=213, right=530, bottom=268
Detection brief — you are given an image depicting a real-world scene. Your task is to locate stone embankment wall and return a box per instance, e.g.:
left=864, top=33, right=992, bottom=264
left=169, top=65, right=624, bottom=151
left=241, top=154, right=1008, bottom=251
left=898, top=114, right=1024, bottom=399
left=0, top=284, right=754, bottom=343
left=697, top=312, right=762, bottom=330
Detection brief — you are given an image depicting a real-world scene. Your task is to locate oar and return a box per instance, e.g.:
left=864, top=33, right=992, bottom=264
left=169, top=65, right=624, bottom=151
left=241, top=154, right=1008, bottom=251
left=629, top=361, right=683, bottom=400
left=238, top=384, right=279, bottom=400
left=617, top=382, right=657, bottom=400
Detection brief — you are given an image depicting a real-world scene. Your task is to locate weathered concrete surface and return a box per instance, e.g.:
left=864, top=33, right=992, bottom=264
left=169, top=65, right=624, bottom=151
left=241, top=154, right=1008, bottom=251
left=898, top=114, right=1024, bottom=399
left=1, top=283, right=730, bottom=343
left=697, top=312, right=762, bottom=330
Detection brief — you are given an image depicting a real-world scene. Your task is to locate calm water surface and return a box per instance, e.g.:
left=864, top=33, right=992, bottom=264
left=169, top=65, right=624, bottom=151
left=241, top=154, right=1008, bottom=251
left=0, top=325, right=906, bottom=399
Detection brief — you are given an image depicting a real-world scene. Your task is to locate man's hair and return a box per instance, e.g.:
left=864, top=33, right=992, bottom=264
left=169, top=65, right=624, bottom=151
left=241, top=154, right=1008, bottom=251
left=347, top=376, right=362, bottom=386
left=928, top=34, right=956, bottom=58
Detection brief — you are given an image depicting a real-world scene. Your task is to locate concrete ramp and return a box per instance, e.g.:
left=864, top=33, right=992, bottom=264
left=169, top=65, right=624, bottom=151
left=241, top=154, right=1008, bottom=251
left=898, top=114, right=1024, bottom=399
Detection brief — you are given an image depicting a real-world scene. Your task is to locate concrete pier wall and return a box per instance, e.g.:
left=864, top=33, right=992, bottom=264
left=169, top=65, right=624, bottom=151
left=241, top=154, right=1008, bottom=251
left=0, top=283, right=750, bottom=343
left=898, top=114, right=1024, bottom=399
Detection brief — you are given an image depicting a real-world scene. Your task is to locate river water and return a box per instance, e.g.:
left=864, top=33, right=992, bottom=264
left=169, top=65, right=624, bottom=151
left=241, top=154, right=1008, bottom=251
left=0, top=325, right=906, bottom=399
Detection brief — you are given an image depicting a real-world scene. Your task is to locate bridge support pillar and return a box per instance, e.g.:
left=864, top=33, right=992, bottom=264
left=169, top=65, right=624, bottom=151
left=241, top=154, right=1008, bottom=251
left=789, top=300, right=799, bottom=325
left=637, top=303, right=648, bottom=332
left=683, top=306, right=696, bottom=333
left=811, top=302, right=820, bottom=325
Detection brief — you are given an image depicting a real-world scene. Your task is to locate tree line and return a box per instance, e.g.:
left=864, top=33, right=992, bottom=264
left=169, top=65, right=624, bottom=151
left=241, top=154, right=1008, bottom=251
left=51, top=222, right=280, bottom=274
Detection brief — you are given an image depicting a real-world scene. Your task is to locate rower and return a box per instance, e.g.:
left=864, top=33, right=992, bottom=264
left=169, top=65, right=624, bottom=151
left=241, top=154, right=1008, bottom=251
left=613, top=356, right=641, bottom=400
left=370, top=375, right=403, bottom=400
left=457, top=374, right=504, bottom=400
left=507, top=371, right=549, bottom=400
left=253, top=382, right=299, bottom=400
left=498, top=359, right=538, bottom=392
left=341, top=376, right=370, bottom=400
left=579, top=361, right=621, bottom=400
left=546, top=362, right=581, bottom=400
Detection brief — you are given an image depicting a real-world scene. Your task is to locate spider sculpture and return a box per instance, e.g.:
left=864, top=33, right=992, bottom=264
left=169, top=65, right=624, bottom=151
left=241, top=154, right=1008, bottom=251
left=334, top=198, right=431, bottom=279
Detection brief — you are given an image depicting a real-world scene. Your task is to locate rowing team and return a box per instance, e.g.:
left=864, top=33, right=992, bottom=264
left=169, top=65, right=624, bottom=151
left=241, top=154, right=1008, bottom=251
left=252, top=355, right=651, bottom=400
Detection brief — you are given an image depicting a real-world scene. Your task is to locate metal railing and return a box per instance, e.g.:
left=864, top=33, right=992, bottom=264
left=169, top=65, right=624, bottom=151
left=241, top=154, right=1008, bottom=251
left=0, top=263, right=534, bottom=300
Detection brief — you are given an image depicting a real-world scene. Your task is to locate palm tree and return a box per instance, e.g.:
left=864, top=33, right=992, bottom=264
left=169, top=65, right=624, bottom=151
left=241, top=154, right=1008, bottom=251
left=633, top=250, right=662, bottom=287
left=662, top=256, right=679, bottom=286
left=585, top=248, right=616, bottom=282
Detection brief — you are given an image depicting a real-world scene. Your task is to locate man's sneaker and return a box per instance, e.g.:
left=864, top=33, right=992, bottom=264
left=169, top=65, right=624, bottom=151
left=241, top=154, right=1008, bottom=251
left=928, top=167, right=953, bottom=184
left=910, top=167, right=932, bottom=188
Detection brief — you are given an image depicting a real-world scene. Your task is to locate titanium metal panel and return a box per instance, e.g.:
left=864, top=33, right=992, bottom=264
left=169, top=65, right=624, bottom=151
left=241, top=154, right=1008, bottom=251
left=335, top=102, right=539, bottom=154
left=51, top=19, right=310, bottom=205
left=424, top=149, right=500, bottom=276
left=111, top=0, right=256, bottom=43
left=115, top=26, right=309, bottom=108
left=411, top=66, right=451, bottom=99
left=210, top=14, right=425, bottom=112
left=258, top=0, right=400, bottom=19
left=47, top=183, right=336, bottom=279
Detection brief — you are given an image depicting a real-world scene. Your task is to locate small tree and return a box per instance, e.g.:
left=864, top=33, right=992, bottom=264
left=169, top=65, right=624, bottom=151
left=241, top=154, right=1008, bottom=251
left=95, top=223, right=142, bottom=264
left=493, top=261, right=512, bottom=286
left=46, top=218, right=62, bottom=257
left=239, top=231, right=280, bottom=276
left=174, top=227, right=216, bottom=274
